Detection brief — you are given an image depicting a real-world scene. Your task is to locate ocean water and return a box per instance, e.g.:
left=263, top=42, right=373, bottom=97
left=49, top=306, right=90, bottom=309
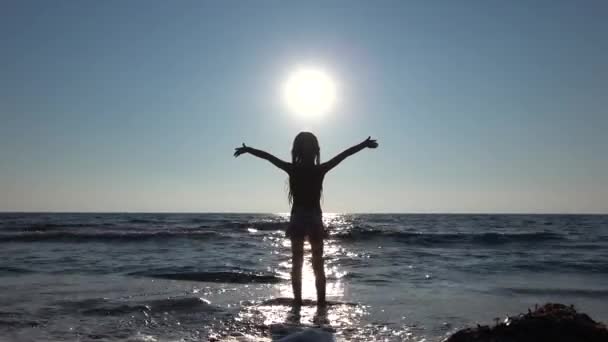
left=1, top=213, right=607, bottom=341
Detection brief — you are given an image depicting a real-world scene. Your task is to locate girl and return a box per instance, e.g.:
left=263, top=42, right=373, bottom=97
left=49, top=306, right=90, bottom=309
left=234, top=132, right=378, bottom=306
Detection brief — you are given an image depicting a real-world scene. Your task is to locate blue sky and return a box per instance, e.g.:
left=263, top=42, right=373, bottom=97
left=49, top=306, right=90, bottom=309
left=1, top=1, right=607, bottom=213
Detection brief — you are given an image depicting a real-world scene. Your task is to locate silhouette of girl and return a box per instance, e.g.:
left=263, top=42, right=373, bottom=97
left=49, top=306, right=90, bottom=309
left=234, top=132, right=378, bottom=306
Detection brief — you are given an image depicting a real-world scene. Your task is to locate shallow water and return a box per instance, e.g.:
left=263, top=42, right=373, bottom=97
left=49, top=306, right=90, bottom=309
left=1, top=213, right=607, bottom=341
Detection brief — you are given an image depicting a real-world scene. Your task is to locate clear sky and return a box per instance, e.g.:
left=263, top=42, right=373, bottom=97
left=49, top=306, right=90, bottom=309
left=1, top=1, right=607, bottom=213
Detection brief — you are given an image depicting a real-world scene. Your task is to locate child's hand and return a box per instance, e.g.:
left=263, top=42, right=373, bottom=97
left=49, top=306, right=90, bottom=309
left=363, top=136, right=378, bottom=149
left=234, top=143, right=250, bottom=157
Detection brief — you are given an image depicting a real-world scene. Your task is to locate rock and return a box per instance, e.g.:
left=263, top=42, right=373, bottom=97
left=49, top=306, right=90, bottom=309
left=445, top=303, right=608, bottom=342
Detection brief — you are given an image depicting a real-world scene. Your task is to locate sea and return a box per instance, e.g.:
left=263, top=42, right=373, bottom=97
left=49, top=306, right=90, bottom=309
left=1, top=213, right=607, bottom=341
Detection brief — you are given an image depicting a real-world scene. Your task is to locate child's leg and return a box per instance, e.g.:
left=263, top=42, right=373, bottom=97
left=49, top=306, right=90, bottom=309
left=290, top=236, right=304, bottom=305
left=310, top=237, right=326, bottom=306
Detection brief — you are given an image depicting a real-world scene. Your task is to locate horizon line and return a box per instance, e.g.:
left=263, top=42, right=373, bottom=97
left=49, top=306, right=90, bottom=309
left=0, top=211, right=606, bottom=215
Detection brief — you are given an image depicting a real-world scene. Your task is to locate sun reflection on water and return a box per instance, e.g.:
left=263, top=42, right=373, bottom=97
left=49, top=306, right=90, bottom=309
left=268, top=213, right=356, bottom=301
left=209, top=213, right=422, bottom=341
left=231, top=213, right=377, bottom=339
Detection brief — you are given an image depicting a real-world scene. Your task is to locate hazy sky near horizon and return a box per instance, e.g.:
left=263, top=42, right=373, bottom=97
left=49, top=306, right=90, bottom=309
left=1, top=1, right=607, bottom=213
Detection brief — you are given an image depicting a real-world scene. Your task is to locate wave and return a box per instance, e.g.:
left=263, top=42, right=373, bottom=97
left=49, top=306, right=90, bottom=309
left=0, top=219, right=289, bottom=235
left=82, top=299, right=218, bottom=316
left=0, top=225, right=569, bottom=246
left=127, top=218, right=160, bottom=224
left=500, top=287, right=608, bottom=298
left=333, top=229, right=564, bottom=245
left=0, top=223, right=100, bottom=232
left=81, top=304, right=150, bottom=316
left=71, top=297, right=218, bottom=316
left=0, top=318, right=40, bottom=328
left=511, top=262, right=608, bottom=274
left=147, top=297, right=219, bottom=312
left=462, top=259, right=608, bottom=275
left=0, top=266, right=33, bottom=275
left=0, top=230, right=222, bottom=243
left=233, top=221, right=287, bottom=231
left=130, top=270, right=283, bottom=284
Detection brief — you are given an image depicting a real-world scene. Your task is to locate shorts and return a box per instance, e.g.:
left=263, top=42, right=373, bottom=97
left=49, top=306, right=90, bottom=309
left=286, top=208, right=327, bottom=240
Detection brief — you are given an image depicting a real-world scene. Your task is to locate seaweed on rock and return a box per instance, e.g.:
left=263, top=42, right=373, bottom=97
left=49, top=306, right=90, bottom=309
left=446, top=303, right=608, bottom=342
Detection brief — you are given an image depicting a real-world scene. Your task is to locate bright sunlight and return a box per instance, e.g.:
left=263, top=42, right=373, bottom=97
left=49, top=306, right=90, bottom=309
left=282, top=67, right=337, bottom=117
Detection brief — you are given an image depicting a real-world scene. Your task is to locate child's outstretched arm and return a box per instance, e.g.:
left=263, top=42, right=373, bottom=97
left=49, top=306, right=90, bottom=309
left=321, top=136, right=378, bottom=173
left=234, top=143, right=291, bottom=173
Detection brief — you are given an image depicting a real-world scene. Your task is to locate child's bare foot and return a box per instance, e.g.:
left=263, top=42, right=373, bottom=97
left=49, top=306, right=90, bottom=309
left=313, top=304, right=329, bottom=325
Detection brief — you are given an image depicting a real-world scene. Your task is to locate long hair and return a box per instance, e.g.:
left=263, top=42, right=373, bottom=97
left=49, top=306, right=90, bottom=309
left=288, top=132, right=321, bottom=204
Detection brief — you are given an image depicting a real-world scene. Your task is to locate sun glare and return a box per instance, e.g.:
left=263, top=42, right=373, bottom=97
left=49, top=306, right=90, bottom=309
left=283, top=67, right=337, bottom=117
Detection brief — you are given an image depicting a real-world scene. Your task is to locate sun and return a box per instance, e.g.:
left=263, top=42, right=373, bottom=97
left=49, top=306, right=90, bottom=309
left=282, top=67, right=337, bottom=117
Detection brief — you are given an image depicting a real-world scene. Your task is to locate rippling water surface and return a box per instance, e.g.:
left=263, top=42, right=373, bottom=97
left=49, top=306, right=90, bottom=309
left=1, top=213, right=607, bottom=341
